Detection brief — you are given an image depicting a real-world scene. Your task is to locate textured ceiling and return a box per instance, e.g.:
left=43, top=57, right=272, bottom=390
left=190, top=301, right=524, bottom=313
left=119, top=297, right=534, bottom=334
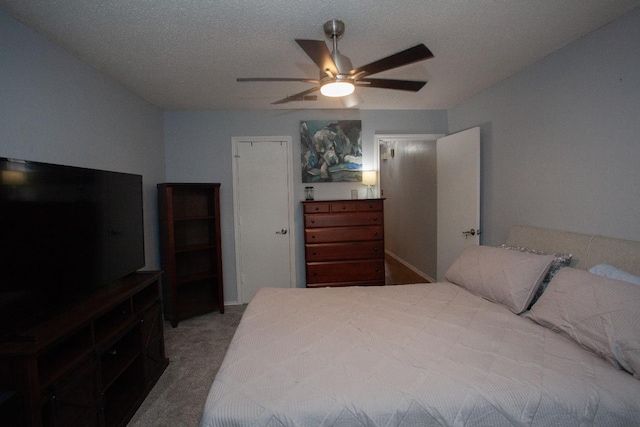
left=1, top=0, right=638, bottom=110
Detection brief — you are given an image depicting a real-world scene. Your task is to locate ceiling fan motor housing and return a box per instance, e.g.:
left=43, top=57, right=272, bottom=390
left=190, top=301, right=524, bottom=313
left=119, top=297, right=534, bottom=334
left=321, top=20, right=352, bottom=79
left=323, top=20, right=345, bottom=40
left=322, top=52, right=353, bottom=79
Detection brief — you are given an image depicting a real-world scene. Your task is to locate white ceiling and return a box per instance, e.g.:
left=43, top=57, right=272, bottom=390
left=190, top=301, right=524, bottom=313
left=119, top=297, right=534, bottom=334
left=2, top=0, right=638, bottom=111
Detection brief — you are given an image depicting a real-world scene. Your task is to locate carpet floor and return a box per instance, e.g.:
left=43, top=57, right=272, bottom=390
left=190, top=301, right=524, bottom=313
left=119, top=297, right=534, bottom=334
left=128, top=304, right=246, bottom=426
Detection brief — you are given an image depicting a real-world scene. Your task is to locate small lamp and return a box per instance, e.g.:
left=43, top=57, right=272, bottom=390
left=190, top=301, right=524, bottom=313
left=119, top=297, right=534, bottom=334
left=362, top=170, right=377, bottom=199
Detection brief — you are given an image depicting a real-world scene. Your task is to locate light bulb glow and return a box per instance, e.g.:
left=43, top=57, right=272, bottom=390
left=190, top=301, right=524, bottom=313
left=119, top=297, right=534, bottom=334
left=320, top=81, right=355, bottom=97
left=362, top=170, right=377, bottom=186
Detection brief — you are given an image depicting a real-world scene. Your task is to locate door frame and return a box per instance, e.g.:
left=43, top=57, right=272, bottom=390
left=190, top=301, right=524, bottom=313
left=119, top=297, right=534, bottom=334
left=231, top=136, right=297, bottom=303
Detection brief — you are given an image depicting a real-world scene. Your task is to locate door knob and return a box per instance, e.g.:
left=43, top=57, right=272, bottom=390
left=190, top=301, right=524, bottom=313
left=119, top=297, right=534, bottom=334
left=462, top=228, right=479, bottom=238
left=276, top=229, right=288, bottom=235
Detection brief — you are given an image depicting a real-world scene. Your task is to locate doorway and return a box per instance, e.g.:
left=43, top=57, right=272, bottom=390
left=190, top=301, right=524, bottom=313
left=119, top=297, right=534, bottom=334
left=377, top=134, right=443, bottom=281
left=232, top=136, right=296, bottom=303
left=376, top=128, right=480, bottom=281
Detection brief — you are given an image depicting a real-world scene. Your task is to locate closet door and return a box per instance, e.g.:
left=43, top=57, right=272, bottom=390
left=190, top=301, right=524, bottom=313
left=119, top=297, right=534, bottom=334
left=232, top=137, right=296, bottom=304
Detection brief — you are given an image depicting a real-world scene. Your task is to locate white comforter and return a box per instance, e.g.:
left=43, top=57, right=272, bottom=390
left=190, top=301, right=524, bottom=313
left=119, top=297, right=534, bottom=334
left=200, top=283, right=640, bottom=426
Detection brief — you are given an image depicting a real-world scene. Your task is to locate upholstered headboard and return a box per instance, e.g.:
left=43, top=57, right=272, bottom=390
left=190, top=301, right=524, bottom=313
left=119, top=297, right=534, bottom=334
left=506, top=225, right=640, bottom=276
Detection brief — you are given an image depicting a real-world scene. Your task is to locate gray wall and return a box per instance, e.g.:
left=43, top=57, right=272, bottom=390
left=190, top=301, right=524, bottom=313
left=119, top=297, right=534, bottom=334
left=164, top=110, right=448, bottom=302
left=0, top=11, right=166, bottom=271
left=380, top=138, right=438, bottom=279
left=449, top=7, right=640, bottom=246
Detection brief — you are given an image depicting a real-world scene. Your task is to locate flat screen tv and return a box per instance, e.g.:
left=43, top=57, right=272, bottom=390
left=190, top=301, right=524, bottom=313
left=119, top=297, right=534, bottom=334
left=0, top=157, right=145, bottom=341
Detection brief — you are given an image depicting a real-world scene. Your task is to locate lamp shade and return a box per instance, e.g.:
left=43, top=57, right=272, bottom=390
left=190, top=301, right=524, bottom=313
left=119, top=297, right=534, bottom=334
left=362, top=170, right=377, bottom=186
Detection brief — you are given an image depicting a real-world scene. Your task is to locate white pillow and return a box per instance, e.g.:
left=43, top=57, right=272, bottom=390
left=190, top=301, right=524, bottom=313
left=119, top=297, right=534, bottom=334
left=589, top=264, right=640, bottom=286
left=444, top=245, right=554, bottom=314
left=500, top=244, right=572, bottom=307
left=527, top=267, right=640, bottom=379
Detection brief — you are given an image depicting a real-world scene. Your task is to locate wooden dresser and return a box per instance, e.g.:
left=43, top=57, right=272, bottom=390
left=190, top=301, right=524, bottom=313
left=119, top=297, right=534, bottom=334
left=303, top=199, right=385, bottom=287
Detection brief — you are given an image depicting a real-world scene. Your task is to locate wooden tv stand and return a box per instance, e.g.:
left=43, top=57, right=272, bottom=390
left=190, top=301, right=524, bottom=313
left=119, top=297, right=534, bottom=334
left=0, top=271, right=169, bottom=427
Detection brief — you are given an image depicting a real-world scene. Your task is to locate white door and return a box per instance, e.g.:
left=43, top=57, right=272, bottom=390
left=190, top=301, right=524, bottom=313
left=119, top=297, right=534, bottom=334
left=232, top=137, right=296, bottom=303
left=437, top=127, right=481, bottom=280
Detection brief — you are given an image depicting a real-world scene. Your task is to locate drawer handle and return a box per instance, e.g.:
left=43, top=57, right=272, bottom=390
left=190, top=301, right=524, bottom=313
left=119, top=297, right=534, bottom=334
left=315, top=206, right=320, bottom=211
left=372, top=217, right=378, bottom=222
left=313, top=272, right=318, bottom=276
left=342, top=205, right=347, bottom=210
left=373, top=247, right=378, bottom=252
left=312, top=250, right=317, bottom=255
left=311, top=219, right=315, bottom=224
left=373, top=232, right=378, bottom=236
left=311, top=234, right=316, bottom=239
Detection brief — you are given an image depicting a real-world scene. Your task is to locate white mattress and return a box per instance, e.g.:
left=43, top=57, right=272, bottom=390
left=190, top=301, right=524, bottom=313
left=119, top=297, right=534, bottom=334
left=200, top=283, right=640, bottom=426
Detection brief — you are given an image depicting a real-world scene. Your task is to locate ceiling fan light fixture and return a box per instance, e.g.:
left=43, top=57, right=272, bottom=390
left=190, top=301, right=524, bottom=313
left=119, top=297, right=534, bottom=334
left=238, top=20, right=432, bottom=105
left=320, top=80, right=355, bottom=97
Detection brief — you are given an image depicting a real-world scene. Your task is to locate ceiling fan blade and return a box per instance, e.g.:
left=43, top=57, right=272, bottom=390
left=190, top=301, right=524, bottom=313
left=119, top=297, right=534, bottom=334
left=295, top=39, right=338, bottom=75
left=350, top=44, right=434, bottom=77
left=237, top=77, right=320, bottom=84
left=356, top=78, right=427, bottom=92
left=272, top=87, right=320, bottom=105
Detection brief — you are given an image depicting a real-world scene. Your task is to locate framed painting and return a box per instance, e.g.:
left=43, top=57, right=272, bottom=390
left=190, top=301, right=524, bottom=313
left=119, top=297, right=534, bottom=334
left=301, top=120, right=362, bottom=182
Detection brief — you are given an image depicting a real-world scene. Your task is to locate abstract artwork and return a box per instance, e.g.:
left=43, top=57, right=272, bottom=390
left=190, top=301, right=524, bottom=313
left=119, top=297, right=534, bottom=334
left=301, top=120, right=362, bottom=182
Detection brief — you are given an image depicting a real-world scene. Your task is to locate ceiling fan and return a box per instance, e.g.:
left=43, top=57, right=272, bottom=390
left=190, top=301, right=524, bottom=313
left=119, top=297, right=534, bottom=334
left=237, top=20, right=434, bottom=106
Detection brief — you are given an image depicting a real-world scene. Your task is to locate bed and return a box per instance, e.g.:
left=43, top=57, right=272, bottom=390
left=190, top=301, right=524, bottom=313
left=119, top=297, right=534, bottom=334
left=200, top=225, right=640, bottom=426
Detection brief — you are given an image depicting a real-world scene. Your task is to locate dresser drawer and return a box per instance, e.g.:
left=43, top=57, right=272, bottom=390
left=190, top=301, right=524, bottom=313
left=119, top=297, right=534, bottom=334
left=305, top=211, right=383, bottom=228
left=306, top=260, right=385, bottom=284
left=303, top=203, right=330, bottom=214
left=306, top=241, right=384, bottom=261
left=356, top=200, right=383, bottom=211
left=330, top=201, right=358, bottom=212
left=305, top=226, right=383, bottom=243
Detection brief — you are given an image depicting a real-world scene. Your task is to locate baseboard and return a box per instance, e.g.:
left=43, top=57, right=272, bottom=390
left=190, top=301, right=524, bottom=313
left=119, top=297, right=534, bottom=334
left=385, top=250, right=435, bottom=283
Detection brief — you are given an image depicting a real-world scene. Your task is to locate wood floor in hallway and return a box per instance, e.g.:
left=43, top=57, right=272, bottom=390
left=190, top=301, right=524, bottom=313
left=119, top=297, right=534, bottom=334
left=384, top=254, right=431, bottom=285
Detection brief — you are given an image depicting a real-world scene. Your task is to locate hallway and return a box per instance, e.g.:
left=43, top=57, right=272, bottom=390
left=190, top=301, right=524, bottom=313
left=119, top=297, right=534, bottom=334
left=385, top=254, right=430, bottom=285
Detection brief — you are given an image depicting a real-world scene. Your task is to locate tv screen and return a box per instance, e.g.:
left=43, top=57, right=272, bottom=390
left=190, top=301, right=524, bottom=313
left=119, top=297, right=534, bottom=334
left=0, top=157, right=145, bottom=340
